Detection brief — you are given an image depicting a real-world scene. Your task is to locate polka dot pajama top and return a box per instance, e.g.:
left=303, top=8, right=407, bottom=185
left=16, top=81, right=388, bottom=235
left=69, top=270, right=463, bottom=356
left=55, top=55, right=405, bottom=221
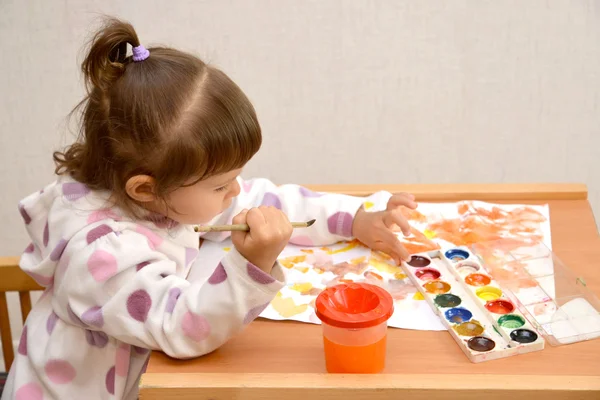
left=3, top=176, right=391, bottom=400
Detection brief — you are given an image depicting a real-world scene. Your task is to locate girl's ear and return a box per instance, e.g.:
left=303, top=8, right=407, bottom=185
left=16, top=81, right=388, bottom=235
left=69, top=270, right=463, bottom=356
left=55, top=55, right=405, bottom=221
left=125, top=175, right=157, bottom=203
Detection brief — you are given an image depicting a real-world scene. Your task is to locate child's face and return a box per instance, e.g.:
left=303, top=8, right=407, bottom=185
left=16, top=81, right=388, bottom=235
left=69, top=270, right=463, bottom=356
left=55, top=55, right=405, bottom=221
left=165, top=168, right=243, bottom=224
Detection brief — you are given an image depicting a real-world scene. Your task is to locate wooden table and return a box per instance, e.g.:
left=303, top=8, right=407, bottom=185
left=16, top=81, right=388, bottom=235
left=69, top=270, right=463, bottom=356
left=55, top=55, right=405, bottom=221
left=140, top=183, right=600, bottom=400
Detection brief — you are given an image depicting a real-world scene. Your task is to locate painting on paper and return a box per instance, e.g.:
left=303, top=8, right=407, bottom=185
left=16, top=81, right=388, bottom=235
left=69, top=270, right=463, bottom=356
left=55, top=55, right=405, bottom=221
left=188, top=200, right=551, bottom=331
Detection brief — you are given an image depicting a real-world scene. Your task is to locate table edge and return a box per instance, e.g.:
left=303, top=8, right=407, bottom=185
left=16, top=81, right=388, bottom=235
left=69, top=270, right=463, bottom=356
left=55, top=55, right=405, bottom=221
left=139, top=372, right=600, bottom=391
left=303, top=183, right=588, bottom=200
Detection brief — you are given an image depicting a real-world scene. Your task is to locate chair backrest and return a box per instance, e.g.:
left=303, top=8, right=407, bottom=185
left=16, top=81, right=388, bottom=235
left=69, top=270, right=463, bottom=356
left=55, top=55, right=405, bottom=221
left=0, top=257, right=43, bottom=372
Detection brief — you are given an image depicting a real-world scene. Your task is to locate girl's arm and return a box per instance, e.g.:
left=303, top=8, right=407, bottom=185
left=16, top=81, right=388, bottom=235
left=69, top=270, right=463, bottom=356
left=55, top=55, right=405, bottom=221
left=201, top=177, right=392, bottom=246
left=53, top=226, right=284, bottom=359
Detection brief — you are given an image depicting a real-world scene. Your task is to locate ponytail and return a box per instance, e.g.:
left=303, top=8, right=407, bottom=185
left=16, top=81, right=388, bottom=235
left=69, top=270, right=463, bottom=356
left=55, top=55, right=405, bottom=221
left=54, top=18, right=143, bottom=187
left=82, top=18, right=140, bottom=92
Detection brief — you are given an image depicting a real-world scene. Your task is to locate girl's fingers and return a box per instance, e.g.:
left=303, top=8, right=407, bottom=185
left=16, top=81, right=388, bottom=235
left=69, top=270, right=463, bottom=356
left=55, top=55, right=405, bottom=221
left=384, top=209, right=411, bottom=236
left=387, top=193, right=417, bottom=210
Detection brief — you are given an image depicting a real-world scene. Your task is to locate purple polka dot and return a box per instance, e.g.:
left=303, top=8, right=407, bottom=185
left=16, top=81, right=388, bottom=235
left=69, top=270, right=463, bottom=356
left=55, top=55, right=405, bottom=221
left=45, top=359, right=76, bottom=384
left=47, top=311, right=59, bottom=334
left=127, top=290, right=152, bottom=322
left=15, top=382, right=43, bottom=400
left=26, top=271, right=53, bottom=286
left=86, top=224, right=114, bottom=244
left=87, top=250, right=118, bottom=282
left=327, top=212, right=354, bottom=237
left=62, top=182, right=90, bottom=201
left=18, top=203, right=32, bottom=224
left=24, top=243, right=35, bottom=254
left=244, top=303, right=270, bottom=324
left=242, top=181, right=252, bottom=192
left=299, top=187, right=323, bottom=198
left=133, top=345, right=149, bottom=355
left=207, top=263, right=227, bottom=284
left=49, top=239, right=68, bottom=261
left=43, top=222, right=49, bottom=247
left=136, top=261, right=150, bottom=271
left=81, top=306, right=104, bottom=328
left=85, top=330, right=109, bottom=348
left=165, top=287, right=182, bottom=313
left=185, top=247, right=198, bottom=267
left=246, top=262, right=276, bottom=284
left=18, top=325, right=27, bottom=356
left=105, top=366, right=115, bottom=395
left=182, top=311, right=211, bottom=342
left=261, top=192, right=282, bottom=209
left=290, top=235, right=314, bottom=246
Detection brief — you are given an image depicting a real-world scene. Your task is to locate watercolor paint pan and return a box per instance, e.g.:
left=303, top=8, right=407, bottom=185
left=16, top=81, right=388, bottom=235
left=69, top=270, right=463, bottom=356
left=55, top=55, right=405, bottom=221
left=468, top=240, right=600, bottom=346
left=401, top=251, right=544, bottom=363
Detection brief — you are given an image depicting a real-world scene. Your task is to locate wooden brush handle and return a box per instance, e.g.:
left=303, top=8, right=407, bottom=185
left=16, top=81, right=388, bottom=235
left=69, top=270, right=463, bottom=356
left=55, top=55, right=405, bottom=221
left=194, top=219, right=315, bottom=233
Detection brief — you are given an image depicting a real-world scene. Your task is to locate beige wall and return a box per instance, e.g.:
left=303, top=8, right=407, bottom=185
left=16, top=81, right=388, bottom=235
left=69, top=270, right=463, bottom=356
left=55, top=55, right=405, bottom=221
left=1, top=1, right=598, bottom=371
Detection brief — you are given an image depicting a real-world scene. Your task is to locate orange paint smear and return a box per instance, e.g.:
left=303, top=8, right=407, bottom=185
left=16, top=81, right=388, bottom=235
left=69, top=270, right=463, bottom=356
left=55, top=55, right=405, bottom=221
left=280, top=255, right=307, bottom=269
left=427, top=204, right=545, bottom=247
left=398, top=227, right=441, bottom=255
left=401, top=208, right=428, bottom=223
left=364, top=271, right=384, bottom=281
left=424, top=203, right=547, bottom=284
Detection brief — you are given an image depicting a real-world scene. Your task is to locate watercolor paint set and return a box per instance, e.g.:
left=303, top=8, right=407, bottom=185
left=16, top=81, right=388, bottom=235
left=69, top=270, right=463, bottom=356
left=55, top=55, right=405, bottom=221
left=400, top=239, right=600, bottom=363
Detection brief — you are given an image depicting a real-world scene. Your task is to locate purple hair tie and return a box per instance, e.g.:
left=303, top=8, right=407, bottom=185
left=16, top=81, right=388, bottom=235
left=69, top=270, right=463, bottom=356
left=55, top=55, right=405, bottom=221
left=132, top=45, right=150, bottom=62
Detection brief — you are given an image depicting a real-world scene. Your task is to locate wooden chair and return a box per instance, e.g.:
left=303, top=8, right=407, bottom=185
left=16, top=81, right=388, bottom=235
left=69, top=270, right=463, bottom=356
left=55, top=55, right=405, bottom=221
left=0, top=257, right=43, bottom=372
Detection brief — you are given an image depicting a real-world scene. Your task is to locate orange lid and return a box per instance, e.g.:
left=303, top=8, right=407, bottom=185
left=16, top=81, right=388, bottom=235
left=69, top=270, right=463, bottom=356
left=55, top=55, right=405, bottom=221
left=315, top=282, right=394, bottom=329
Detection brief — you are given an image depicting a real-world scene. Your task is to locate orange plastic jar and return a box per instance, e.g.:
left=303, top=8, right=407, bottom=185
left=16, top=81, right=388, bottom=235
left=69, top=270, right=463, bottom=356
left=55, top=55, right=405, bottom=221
left=315, top=282, right=394, bottom=373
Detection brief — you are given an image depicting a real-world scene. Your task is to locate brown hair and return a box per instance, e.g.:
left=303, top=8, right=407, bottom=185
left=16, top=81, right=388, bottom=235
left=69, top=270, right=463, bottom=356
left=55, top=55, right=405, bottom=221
left=54, top=17, right=261, bottom=218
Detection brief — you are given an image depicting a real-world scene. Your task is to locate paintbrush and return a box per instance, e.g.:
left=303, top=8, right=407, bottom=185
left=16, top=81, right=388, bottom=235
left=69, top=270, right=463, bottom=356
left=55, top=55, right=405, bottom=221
left=194, top=219, right=316, bottom=232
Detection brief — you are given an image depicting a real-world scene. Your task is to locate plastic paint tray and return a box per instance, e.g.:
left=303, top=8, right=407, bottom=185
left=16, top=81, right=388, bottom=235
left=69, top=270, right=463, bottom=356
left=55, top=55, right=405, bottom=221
left=469, top=239, right=600, bottom=346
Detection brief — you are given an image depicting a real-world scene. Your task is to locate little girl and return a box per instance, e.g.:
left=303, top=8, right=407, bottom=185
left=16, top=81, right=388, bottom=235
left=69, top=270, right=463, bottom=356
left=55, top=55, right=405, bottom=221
left=3, top=18, right=416, bottom=400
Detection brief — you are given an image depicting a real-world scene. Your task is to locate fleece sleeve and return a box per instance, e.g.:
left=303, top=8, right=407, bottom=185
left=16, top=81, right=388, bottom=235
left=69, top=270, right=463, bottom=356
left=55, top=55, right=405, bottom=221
left=51, top=225, right=284, bottom=359
left=201, top=177, right=392, bottom=246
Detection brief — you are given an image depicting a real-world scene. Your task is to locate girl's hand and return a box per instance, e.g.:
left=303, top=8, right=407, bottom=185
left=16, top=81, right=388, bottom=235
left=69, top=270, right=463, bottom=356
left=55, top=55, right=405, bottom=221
left=352, top=193, right=418, bottom=265
left=231, top=206, right=293, bottom=274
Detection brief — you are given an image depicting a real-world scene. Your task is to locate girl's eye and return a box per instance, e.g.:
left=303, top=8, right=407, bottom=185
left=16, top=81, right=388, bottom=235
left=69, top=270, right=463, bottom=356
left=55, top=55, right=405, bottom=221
left=215, top=185, right=228, bottom=192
